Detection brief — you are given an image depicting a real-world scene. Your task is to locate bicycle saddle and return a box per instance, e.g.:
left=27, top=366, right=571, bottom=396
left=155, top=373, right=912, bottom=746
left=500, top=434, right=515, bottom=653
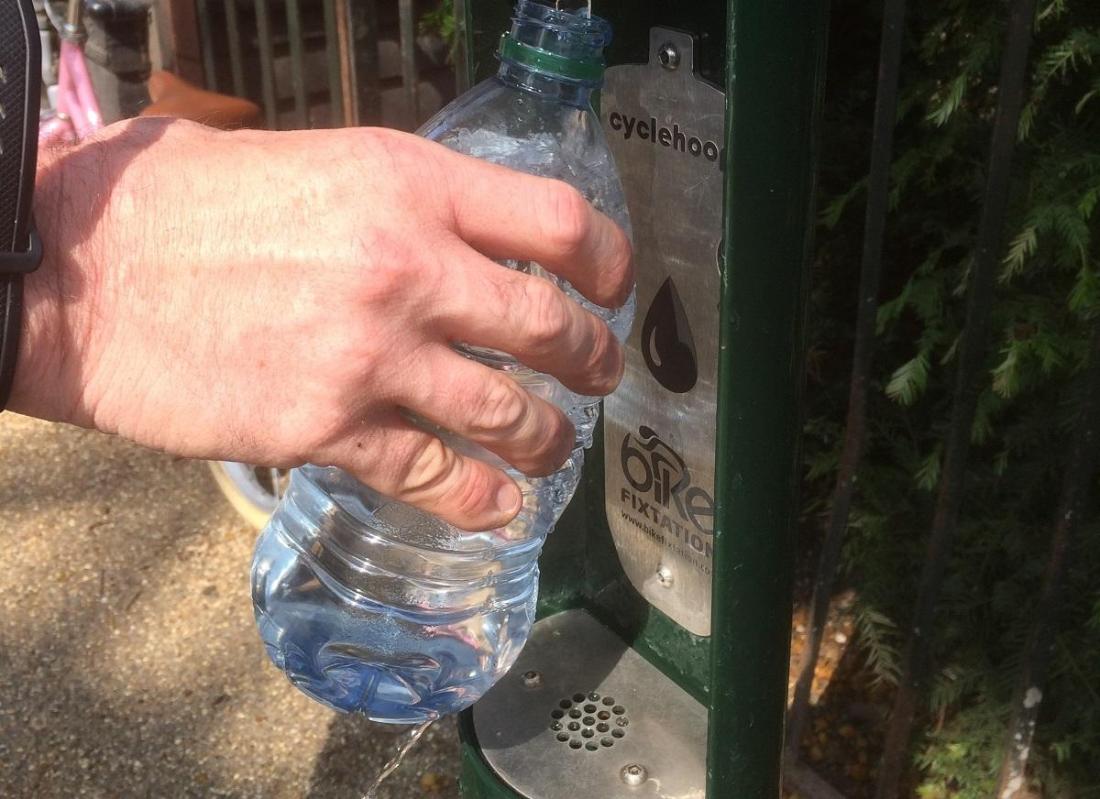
left=141, top=70, right=263, bottom=130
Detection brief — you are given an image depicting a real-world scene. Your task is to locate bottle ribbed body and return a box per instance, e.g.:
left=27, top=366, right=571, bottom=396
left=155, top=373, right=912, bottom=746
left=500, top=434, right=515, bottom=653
left=251, top=452, right=579, bottom=721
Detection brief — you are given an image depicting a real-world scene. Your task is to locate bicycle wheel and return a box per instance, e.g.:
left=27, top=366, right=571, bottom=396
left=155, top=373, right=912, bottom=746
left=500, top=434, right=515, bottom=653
left=207, top=461, right=287, bottom=529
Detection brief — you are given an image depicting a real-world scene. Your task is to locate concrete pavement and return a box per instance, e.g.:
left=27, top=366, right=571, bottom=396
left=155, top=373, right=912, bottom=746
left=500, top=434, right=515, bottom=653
left=0, top=414, right=461, bottom=799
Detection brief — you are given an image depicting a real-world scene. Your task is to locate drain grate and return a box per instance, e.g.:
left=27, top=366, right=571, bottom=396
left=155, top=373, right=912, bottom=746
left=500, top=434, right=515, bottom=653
left=548, top=691, right=628, bottom=752
left=475, top=610, right=708, bottom=798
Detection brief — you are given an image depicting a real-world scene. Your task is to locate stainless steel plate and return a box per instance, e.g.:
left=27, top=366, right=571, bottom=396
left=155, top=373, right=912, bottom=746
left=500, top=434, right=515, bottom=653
left=600, top=30, right=725, bottom=636
left=472, top=609, right=707, bottom=799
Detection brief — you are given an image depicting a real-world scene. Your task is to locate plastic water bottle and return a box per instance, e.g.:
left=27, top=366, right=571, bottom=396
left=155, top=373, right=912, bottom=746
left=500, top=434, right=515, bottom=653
left=251, top=0, right=633, bottom=724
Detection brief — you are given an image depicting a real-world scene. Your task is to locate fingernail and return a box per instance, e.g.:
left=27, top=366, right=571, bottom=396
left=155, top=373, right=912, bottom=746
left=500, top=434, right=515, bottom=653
left=496, top=483, right=522, bottom=516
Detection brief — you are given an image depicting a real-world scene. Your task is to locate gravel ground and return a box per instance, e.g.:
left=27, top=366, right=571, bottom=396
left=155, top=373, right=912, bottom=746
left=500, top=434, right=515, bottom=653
left=0, top=414, right=461, bottom=799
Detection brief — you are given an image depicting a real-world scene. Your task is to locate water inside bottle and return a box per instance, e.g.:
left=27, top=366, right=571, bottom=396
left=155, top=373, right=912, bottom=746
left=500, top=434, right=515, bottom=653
left=253, top=484, right=540, bottom=721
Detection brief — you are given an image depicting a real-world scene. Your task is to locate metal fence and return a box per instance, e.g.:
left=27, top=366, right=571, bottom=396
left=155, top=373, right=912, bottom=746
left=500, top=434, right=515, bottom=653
left=190, top=0, right=454, bottom=131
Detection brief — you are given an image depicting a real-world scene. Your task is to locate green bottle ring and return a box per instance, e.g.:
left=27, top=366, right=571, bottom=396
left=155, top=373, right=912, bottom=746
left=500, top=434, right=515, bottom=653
left=497, top=35, right=605, bottom=83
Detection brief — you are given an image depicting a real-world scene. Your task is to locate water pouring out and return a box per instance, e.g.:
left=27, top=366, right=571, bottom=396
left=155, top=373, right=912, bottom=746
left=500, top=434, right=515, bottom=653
left=362, top=719, right=434, bottom=799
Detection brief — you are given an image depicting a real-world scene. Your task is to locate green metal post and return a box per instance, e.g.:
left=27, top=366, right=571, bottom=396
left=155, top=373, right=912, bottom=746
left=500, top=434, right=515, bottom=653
left=707, top=0, right=828, bottom=795
left=455, top=1, right=827, bottom=796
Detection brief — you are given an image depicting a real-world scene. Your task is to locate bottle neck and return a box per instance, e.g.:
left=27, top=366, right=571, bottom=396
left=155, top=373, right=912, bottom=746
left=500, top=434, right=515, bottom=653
left=496, top=60, right=596, bottom=107
left=494, top=5, right=609, bottom=109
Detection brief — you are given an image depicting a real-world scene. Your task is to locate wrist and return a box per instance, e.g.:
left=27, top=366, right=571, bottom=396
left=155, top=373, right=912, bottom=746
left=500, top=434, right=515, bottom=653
left=8, top=143, right=105, bottom=423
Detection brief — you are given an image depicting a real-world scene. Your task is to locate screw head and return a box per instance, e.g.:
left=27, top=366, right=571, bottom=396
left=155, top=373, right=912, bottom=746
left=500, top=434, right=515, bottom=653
left=621, top=763, right=648, bottom=786
left=657, top=43, right=680, bottom=70
left=656, top=565, right=674, bottom=588
left=521, top=670, right=542, bottom=689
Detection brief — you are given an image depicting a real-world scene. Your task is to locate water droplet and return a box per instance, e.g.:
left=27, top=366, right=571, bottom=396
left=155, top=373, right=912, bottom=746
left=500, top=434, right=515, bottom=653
left=641, top=276, right=698, bottom=393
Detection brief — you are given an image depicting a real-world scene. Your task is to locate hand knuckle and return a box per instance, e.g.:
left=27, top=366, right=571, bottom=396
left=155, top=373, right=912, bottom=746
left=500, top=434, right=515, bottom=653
left=355, top=236, right=425, bottom=305
left=585, top=322, right=618, bottom=390
left=451, top=464, right=495, bottom=518
left=605, top=228, right=635, bottom=302
left=543, top=182, right=590, bottom=258
left=523, top=280, right=571, bottom=351
left=471, top=379, right=529, bottom=436
left=397, top=436, right=455, bottom=497
left=490, top=405, right=566, bottom=475
left=540, top=413, right=575, bottom=463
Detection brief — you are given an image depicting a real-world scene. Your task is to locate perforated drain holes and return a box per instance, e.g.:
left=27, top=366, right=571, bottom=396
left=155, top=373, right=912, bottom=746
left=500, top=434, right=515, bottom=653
left=550, top=691, right=628, bottom=751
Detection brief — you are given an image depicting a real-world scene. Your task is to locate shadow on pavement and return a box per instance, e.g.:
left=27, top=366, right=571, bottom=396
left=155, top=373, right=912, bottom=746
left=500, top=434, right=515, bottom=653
left=0, top=416, right=462, bottom=798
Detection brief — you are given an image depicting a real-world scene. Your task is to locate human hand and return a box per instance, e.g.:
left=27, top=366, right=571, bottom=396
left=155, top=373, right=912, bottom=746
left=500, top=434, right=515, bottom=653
left=15, top=117, right=632, bottom=530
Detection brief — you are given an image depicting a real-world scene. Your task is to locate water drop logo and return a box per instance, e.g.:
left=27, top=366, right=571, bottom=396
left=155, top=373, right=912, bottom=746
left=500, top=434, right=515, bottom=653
left=641, top=276, right=698, bottom=393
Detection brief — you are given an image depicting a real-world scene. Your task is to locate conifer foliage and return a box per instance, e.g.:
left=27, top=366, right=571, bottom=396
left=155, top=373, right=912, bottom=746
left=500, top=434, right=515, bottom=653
left=803, top=0, right=1100, bottom=794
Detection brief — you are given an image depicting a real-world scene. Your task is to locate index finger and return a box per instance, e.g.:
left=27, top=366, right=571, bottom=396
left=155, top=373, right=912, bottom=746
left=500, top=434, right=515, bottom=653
left=439, top=150, right=634, bottom=309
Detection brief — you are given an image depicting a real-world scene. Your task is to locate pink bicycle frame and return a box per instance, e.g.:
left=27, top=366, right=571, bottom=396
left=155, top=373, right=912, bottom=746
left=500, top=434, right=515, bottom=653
left=40, top=39, right=103, bottom=146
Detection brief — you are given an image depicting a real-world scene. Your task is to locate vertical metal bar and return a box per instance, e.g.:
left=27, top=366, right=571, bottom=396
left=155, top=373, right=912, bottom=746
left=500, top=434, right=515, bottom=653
left=254, top=0, right=278, bottom=129
left=224, top=0, right=246, bottom=98
left=707, top=0, right=828, bottom=796
left=398, top=0, right=419, bottom=128
left=64, top=0, right=83, bottom=37
left=194, top=0, right=218, bottom=91
left=335, top=0, right=359, bottom=126
left=786, top=0, right=907, bottom=758
left=285, top=0, right=309, bottom=127
left=873, top=0, right=1039, bottom=794
left=994, top=320, right=1100, bottom=798
left=322, top=0, right=344, bottom=126
left=355, top=0, right=382, bottom=126
left=452, top=0, right=472, bottom=94
left=162, top=0, right=206, bottom=86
